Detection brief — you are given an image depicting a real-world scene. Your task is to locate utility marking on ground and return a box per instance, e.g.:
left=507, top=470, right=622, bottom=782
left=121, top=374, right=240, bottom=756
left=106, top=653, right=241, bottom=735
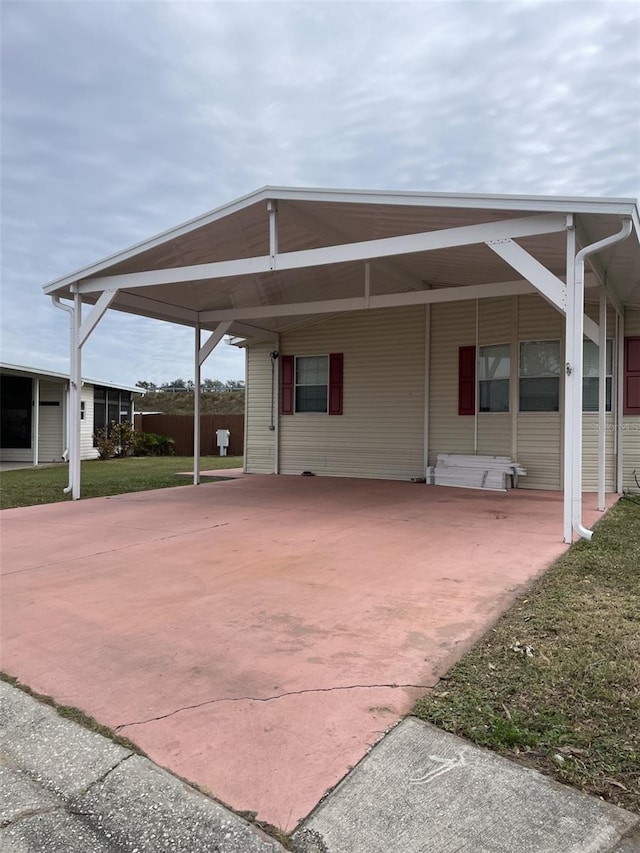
left=409, top=747, right=469, bottom=785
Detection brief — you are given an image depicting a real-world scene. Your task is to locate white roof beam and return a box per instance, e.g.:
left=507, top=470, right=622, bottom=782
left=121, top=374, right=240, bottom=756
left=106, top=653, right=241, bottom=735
left=199, top=279, right=537, bottom=323
left=199, top=321, right=232, bottom=366
left=583, top=316, right=599, bottom=345
left=485, top=238, right=566, bottom=311
left=78, top=289, right=118, bottom=347
left=77, top=213, right=568, bottom=295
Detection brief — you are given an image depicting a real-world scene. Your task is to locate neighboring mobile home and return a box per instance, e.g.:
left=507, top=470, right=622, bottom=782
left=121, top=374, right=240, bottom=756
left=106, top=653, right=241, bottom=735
left=42, top=187, right=640, bottom=541
left=0, top=363, right=138, bottom=465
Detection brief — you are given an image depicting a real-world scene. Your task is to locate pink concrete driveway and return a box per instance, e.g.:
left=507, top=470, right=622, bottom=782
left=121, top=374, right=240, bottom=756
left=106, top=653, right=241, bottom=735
left=0, top=476, right=609, bottom=831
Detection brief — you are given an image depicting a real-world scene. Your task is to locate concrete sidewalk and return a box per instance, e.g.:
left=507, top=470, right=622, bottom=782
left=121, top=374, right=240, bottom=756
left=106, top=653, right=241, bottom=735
left=0, top=681, right=285, bottom=853
left=294, top=717, right=640, bottom=853
left=2, top=681, right=638, bottom=853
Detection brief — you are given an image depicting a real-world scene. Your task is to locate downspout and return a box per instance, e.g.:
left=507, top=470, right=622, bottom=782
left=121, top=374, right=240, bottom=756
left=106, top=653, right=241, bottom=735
left=571, top=218, right=632, bottom=540
left=51, top=295, right=74, bottom=493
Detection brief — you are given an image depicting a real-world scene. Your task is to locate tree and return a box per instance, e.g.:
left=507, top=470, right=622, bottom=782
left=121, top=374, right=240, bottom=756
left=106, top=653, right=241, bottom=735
left=203, top=378, right=225, bottom=393
left=135, top=380, right=157, bottom=391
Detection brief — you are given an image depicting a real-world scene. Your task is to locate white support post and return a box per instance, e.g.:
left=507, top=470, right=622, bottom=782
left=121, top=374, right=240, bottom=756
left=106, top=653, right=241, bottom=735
left=424, top=305, right=431, bottom=475
left=71, top=290, right=83, bottom=500
left=194, top=321, right=201, bottom=486
left=243, top=348, right=249, bottom=474
left=268, top=200, right=278, bottom=270
left=33, top=378, right=40, bottom=466
left=597, top=289, right=607, bottom=511
left=563, top=225, right=576, bottom=543
left=571, top=218, right=631, bottom=538
left=616, top=312, right=625, bottom=493
left=474, top=299, right=479, bottom=454
left=274, top=337, right=280, bottom=475
left=571, top=245, right=587, bottom=536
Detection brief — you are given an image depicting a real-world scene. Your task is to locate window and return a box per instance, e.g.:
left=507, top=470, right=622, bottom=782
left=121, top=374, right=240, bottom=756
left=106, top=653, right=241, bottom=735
left=281, top=353, right=343, bottom=415
left=583, top=340, right=612, bottom=412
left=93, top=387, right=131, bottom=445
left=519, top=341, right=561, bottom=412
left=296, top=356, right=328, bottom=413
left=479, top=344, right=510, bottom=412
left=0, top=375, right=32, bottom=448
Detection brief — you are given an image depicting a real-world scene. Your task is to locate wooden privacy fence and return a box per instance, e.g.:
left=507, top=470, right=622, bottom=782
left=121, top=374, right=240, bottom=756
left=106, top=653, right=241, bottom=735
left=134, top=414, right=245, bottom=457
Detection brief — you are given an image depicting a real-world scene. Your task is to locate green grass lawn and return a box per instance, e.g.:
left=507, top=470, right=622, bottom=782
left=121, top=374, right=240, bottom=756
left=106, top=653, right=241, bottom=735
left=413, top=495, right=640, bottom=814
left=0, top=456, right=244, bottom=510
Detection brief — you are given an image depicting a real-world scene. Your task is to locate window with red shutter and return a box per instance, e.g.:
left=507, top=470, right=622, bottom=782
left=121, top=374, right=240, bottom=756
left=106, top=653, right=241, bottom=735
left=458, top=345, right=476, bottom=415
left=281, top=354, right=344, bottom=414
left=624, top=336, right=640, bottom=415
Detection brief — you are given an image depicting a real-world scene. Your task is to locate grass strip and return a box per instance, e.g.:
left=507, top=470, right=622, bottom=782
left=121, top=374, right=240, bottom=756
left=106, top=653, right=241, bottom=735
left=0, top=456, right=243, bottom=510
left=0, top=671, right=144, bottom=755
left=413, top=495, right=640, bottom=814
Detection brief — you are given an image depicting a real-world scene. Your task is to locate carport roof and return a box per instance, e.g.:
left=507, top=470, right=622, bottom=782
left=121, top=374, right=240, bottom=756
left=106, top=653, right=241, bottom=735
left=43, top=186, right=640, bottom=340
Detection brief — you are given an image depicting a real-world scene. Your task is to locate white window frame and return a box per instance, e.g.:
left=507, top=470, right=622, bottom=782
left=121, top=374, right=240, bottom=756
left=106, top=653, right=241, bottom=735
left=295, top=354, right=329, bottom=414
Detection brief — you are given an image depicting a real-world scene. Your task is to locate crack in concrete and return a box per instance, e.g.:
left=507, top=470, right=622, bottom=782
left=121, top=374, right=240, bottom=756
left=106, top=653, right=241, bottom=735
left=115, top=682, right=432, bottom=731
left=0, top=805, right=67, bottom=830
left=80, top=752, right=136, bottom=796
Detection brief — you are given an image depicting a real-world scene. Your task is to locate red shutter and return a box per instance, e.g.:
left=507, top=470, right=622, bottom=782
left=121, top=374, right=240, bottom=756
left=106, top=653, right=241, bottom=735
left=328, top=352, right=343, bottom=415
left=281, top=355, right=294, bottom=415
left=458, top=346, right=476, bottom=416
left=624, top=337, right=640, bottom=415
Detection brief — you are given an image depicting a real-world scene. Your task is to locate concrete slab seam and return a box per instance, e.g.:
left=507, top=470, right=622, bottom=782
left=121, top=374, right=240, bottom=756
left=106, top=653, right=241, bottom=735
left=1, top=521, right=232, bottom=577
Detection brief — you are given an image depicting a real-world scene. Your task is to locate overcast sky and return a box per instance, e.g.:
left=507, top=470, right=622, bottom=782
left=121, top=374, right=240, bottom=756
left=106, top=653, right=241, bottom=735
left=2, top=0, right=639, bottom=387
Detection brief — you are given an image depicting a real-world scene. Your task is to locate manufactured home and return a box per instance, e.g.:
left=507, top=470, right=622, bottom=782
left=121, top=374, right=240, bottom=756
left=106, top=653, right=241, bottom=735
left=0, top=363, right=138, bottom=465
left=42, top=187, right=640, bottom=541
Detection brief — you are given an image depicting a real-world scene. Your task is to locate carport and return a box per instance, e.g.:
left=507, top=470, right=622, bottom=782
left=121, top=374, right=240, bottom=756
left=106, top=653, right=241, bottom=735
left=43, top=187, right=640, bottom=542
left=0, top=475, right=613, bottom=830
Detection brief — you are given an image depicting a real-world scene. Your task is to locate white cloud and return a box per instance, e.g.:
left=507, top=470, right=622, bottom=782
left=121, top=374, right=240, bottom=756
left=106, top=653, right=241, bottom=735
left=1, top=0, right=638, bottom=385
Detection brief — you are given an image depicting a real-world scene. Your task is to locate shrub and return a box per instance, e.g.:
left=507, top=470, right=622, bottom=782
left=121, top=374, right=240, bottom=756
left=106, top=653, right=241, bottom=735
left=113, top=421, right=135, bottom=457
left=94, top=421, right=136, bottom=460
left=133, top=431, right=175, bottom=457
left=94, top=425, right=117, bottom=460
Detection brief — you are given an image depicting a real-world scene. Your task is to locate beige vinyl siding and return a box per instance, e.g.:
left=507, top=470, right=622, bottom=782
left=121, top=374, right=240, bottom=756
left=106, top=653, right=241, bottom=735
left=80, top=385, right=99, bottom=459
left=38, top=380, right=65, bottom=462
left=245, top=342, right=276, bottom=473
left=580, top=302, right=616, bottom=492
left=477, top=414, right=511, bottom=455
left=623, top=308, right=640, bottom=492
left=582, top=415, right=616, bottom=491
left=516, top=294, right=563, bottom=490
left=428, top=301, right=475, bottom=462
left=279, top=306, right=425, bottom=479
